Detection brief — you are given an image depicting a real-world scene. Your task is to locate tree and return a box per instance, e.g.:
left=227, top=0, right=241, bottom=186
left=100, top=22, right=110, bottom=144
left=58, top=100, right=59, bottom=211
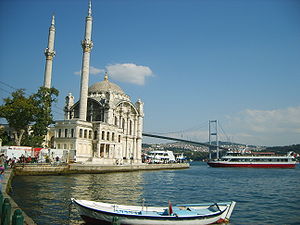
left=0, top=127, right=13, bottom=146
left=30, top=87, right=59, bottom=146
left=0, top=87, right=59, bottom=147
left=0, top=89, right=36, bottom=145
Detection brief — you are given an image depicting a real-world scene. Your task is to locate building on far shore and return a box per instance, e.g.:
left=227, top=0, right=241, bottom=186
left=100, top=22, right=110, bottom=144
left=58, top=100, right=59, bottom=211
left=46, top=2, right=144, bottom=165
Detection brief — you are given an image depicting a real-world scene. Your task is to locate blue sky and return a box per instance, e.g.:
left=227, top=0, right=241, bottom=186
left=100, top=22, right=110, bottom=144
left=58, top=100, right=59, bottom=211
left=0, top=0, right=299, bottom=146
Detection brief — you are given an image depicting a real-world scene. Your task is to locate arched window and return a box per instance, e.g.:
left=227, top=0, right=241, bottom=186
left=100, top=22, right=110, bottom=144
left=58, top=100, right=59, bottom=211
left=107, top=132, right=110, bottom=141
left=102, top=131, right=105, bottom=140
left=79, top=129, right=83, bottom=138
left=112, top=133, right=115, bottom=141
left=58, top=129, right=62, bottom=138
left=71, top=129, right=74, bottom=138
left=122, top=119, right=125, bottom=131
left=118, top=135, right=121, bottom=143
left=129, top=120, right=132, bottom=135
left=88, top=130, right=92, bottom=139
left=65, top=129, right=68, bottom=138
left=84, top=130, right=87, bottom=138
left=115, top=116, right=118, bottom=126
left=94, top=130, right=98, bottom=140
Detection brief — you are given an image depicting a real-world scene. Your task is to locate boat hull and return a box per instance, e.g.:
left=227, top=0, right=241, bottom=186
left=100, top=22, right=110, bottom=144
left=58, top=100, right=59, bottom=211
left=72, top=199, right=236, bottom=225
left=207, top=161, right=296, bottom=168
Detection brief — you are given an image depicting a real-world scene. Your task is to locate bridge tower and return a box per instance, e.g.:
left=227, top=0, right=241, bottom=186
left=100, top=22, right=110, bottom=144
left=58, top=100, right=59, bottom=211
left=209, top=120, right=219, bottom=159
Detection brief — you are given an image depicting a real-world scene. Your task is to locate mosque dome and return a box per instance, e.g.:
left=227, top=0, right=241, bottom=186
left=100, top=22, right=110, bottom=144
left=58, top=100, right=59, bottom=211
left=88, top=73, right=124, bottom=94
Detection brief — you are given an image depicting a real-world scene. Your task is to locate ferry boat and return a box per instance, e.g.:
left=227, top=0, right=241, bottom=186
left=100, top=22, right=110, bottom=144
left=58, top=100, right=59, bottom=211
left=146, top=150, right=176, bottom=164
left=207, top=151, right=297, bottom=168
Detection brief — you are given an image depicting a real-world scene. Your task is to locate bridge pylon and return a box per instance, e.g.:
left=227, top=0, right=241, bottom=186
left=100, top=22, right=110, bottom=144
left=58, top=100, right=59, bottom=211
left=209, top=120, right=219, bottom=159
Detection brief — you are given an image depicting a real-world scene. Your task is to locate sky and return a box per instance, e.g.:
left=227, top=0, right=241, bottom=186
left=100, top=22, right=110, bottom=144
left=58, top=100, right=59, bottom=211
left=0, top=0, right=299, bottom=146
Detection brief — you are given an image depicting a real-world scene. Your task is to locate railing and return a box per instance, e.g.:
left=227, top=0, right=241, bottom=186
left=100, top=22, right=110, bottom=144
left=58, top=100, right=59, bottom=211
left=0, top=191, right=24, bottom=225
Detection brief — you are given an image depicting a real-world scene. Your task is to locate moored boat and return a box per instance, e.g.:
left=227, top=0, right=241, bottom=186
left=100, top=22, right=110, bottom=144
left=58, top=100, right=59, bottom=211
left=207, top=151, right=297, bottom=168
left=71, top=198, right=236, bottom=225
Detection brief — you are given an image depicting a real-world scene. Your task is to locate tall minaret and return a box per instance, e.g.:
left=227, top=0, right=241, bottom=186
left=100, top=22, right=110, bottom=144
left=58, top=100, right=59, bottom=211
left=43, top=15, right=56, bottom=88
left=79, top=1, right=93, bottom=121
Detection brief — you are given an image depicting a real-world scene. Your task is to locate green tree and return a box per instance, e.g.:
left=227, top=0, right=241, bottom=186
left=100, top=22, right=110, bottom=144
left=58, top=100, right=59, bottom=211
left=30, top=87, right=59, bottom=146
left=0, top=89, right=37, bottom=145
left=0, top=127, right=13, bottom=145
left=0, top=87, right=59, bottom=147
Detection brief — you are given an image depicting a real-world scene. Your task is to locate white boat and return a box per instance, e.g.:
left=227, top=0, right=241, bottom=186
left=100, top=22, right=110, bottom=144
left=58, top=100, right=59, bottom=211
left=208, top=151, right=297, bottom=168
left=71, top=198, right=236, bottom=225
left=146, top=150, right=176, bottom=164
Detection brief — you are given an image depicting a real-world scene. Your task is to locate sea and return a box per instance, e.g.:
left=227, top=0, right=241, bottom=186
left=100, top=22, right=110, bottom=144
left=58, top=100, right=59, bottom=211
left=11, top=162, right=300, bottom=225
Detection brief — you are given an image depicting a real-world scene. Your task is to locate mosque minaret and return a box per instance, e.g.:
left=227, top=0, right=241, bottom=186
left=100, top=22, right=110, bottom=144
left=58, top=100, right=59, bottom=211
left=43, top=15, right=56, bottom=88
left=51, top=1, right=144, bottom=165
left=79, top=1, right=93, bottom=121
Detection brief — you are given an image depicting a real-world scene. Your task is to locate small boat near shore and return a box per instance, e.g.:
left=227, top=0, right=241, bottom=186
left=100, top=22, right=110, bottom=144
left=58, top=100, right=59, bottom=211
left=71, top=198, right=236, bottom=225
left=207, top=151, right=297, bottom=168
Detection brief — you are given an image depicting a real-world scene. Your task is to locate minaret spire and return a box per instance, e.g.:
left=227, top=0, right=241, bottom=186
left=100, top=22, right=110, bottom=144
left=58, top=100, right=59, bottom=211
left=88, top=0, right=92, bottom=16
left=79, top=1, right=93, bottom=121
left=43, top=15, right=56, bottom=88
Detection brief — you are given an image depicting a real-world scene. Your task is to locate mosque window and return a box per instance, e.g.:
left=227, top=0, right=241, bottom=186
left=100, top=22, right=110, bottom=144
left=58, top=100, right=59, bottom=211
left=89, top=130, right=92, bottom=139
left=112, top=133, right=115, bottom=141
left=84, top=130, right=87, bottom=138
left=65, top=129, right=68, bottom=138
left=122, top=119, right=125, bottom=131
left=58, top=129, right=62, bottom=138
left=107, top=132, right=110, bottom=141
left=79, top=129, right=83, bottom=138
left=129, top=120, right=132, bottom=135
left=71, top=129, right=74, bottom=138
left=102, top=131, right=105, bottom=140
left=94, top=130, right=98, bottom=140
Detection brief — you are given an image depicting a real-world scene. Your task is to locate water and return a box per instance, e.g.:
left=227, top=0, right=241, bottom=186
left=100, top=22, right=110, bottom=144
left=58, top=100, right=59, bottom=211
left=11, top=162, right=300, bottom=225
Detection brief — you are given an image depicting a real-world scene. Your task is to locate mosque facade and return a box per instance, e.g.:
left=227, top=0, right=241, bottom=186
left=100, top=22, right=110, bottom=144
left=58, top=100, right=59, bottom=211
left=45, top=2, right=144, bottom=165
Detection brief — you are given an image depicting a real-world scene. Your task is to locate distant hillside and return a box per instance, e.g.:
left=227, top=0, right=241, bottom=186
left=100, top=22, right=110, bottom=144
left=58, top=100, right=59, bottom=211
left=265, top=144, right=300, bottom=154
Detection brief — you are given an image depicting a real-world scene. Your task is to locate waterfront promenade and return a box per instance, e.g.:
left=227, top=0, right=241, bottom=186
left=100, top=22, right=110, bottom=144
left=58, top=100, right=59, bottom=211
left=1, top=169, right=36, bottom=225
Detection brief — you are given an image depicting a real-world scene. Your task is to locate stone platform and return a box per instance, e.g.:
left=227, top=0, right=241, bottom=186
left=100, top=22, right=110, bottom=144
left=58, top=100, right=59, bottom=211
left=14, top=163, right=190, bottom=176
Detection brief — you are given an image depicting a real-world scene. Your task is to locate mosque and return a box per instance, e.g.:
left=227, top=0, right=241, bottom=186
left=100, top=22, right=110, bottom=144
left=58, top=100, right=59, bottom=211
left=44, top=2, right=144, bottom=165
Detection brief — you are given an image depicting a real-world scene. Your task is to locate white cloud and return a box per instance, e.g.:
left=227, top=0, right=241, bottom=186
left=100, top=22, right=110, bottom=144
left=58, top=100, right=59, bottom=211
left=90, top=66, right=105, bottom=75
left=226, top=106, right=300, bottom=146
left=106, top=63, right=153, bottom=85
left=74, top=66, right=104, bottom=75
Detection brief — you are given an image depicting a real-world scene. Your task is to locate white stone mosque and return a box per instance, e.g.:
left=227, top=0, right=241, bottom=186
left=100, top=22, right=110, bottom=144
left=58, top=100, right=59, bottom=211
left=44, top=2, right=144, bottom=165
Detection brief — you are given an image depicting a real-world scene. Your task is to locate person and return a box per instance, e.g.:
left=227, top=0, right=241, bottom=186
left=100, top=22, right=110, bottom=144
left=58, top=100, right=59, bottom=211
left=0, top=154, right=6, bottom=174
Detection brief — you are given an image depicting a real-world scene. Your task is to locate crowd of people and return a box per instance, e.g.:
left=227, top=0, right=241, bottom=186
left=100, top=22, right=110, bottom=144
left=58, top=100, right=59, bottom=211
left=0, top=154, right=63, bottom=174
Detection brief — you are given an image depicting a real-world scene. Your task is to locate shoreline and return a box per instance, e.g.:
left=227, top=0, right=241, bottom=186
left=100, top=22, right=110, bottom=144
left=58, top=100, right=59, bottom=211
left=1, top=169, right=37, bottom=225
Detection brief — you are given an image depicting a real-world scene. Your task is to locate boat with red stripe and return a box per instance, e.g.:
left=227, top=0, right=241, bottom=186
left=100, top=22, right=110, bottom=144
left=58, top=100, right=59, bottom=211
left=207, top=151, right=297, bottom=168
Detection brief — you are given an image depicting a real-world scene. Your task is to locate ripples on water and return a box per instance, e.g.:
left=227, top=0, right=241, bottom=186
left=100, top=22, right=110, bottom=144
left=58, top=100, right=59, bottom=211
left=11, top=162, right=300, bottom=225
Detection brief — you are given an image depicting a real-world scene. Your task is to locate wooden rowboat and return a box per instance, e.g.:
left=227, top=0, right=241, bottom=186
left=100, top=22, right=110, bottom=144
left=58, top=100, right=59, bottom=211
left=71, top=198, right=236, bottom=225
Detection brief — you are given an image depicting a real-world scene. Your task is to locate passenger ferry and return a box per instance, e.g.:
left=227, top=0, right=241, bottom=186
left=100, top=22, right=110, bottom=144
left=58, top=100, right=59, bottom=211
left=146, top=150, right=176, bottom=164
left=207, top=151, right=297, bottom=168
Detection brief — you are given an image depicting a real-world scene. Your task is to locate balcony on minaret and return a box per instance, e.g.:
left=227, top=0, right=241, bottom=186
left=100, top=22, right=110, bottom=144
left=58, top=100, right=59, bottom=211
left=81, top=39, right=93, bottom=53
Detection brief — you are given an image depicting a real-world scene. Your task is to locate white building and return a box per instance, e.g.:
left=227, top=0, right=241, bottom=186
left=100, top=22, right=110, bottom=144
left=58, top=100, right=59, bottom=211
left=46, top=2, right=144, bottom=165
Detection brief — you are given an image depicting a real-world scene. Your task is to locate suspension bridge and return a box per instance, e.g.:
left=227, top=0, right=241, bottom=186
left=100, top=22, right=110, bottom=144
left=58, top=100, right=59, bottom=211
left=142, top=120, right=233, bottom=159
